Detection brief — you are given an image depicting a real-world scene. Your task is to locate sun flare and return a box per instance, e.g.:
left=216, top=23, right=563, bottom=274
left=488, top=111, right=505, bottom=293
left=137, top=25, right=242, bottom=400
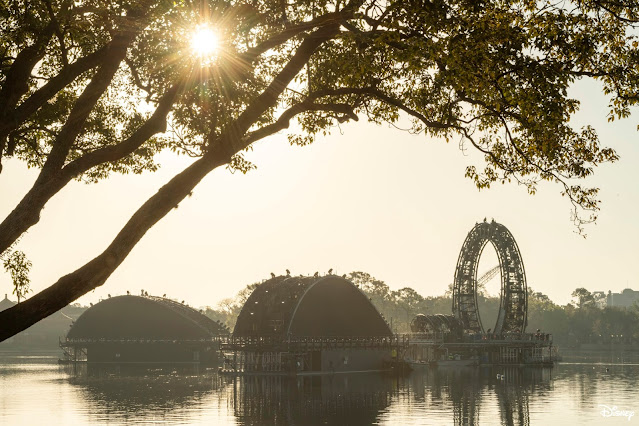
left=190, top=26, right=220, bottom=60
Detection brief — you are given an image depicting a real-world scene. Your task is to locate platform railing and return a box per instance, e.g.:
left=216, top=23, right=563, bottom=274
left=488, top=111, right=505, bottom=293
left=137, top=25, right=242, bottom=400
left=60, top=336, right=229, bottom=345
left=463, top=332, right=553, bottom=343
left=408, top=331, right=553, bottom=344
left=220, top=335, right=410, bottom=351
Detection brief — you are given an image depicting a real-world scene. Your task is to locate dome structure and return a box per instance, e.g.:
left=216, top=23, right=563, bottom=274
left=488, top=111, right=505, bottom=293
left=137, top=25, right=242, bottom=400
left=233, top=275, right=392, bottom=338
left=67, top=295, right=227, bottom=340
left=410, top=314, right=463, bottom=335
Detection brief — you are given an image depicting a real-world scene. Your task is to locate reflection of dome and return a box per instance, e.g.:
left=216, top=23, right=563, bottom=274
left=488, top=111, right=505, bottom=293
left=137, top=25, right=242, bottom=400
left=66, top=364, right=218, bottom=421
left=68, top=296, right=225, bottom=340
left=233, top=275, right=391, bottom=337
left=233, top=375, right=393, bottom=424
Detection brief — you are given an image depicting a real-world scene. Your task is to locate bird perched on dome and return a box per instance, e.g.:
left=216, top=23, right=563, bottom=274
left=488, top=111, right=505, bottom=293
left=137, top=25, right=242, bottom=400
left=314, top=271, right=319, bottom=278
left=328, top=268, right=333, bottom=275
left=271, top=272, right=276, bottom=278
left=286, top=269, right=291, bottom=276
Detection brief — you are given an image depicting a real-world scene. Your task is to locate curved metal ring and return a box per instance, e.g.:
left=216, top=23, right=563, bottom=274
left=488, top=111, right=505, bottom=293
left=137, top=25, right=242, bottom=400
left=452, top=220, right=527, bottom=334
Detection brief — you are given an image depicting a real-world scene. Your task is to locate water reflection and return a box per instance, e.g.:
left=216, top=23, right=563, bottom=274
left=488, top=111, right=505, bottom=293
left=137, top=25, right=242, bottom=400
left=66, top=364, right=225, bottom=423
left=61, top=363, right=563, bottom=425
left=405, top=366, right=552, bottom=426
left=224, top=367, right=554, bottom=425
left=230, top=374, right=393, bottom=425
left=410, top=367, right=484, bottom=425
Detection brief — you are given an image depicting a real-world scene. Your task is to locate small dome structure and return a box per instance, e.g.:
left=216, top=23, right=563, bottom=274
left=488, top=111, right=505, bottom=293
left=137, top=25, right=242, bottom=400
left=233, top=275, right=392, bottom=337
left=62, top=295, right=226, bottom=365
left=67, top=295, right=226, bottom=340
left=410, top=314, right=463, bottom=335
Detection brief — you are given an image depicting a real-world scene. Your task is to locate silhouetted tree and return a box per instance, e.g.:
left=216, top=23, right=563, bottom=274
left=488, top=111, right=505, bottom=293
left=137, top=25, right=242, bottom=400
left=1, top=250, right=32, bottom=303
left=572, top=288, right=596, bottom=309
left=392, top=287, right=425, bottom=330
left=2, top=0, right=638, bottom=340
left=204, top=281, right=260, bottom=330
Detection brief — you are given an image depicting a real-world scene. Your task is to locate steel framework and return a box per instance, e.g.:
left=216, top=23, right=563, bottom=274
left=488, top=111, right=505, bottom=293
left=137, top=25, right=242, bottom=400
left=452, top=219, right=527, bottom=334
left=410, top=314, right=463, bottom=334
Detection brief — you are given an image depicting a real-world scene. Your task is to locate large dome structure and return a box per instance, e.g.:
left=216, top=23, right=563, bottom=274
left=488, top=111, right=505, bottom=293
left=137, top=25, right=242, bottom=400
left=233, top=275, right=392, bottom=338
left=225, top=275, right=398, bottom=374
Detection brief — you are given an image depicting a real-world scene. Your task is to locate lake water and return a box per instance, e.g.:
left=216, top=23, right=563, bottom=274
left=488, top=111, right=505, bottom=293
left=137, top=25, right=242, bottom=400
left=1, top=352, right=638, bottom=425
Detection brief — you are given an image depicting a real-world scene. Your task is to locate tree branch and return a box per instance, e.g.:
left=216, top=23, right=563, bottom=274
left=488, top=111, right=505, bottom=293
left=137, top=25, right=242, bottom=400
left=0, top=23, right=55, bottom=171
left=0, top=23, right=55, bottom=115
left=43, top=0, right=70, bottom=67
left=62, top=77, right=185, bottom=177
left=0, top=15, right=349, bottom=340
left=244, top=100, right=358, bottom=145
left=220, top=23, right=342, bottom=154
left=0, top=46, right=109, bottom=144
left=39, top=31, right=138, bottom=178
left=312, top=86, right=455, bottom=129
left=124, top=56, right=152, bottom=98
left=226, top=9, right=352, bottom=84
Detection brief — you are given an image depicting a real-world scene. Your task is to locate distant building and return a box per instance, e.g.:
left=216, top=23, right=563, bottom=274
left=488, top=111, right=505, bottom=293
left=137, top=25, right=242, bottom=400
left=0, top=294, right=16, bottom=312
left=607, top=289, right=639, bottom=308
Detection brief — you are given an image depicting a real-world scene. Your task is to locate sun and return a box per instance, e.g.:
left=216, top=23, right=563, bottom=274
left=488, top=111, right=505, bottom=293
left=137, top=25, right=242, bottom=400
left=190, top=25, right=220, bottom=61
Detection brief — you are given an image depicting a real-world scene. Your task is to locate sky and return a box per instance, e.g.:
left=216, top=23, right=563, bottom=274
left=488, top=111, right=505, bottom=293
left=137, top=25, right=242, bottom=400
left=0, top=79, right=637, bottom=309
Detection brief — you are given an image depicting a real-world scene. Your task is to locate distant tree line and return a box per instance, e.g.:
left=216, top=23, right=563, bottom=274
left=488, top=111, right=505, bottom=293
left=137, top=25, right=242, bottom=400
left=204, top=273, right=639, bottom=347
left=527, top=288, right=639, bottom=346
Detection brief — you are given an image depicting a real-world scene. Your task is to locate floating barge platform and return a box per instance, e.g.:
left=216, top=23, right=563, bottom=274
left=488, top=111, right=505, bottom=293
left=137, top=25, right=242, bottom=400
left=406, top=332, right=558, bottom=367
left=219, top=335, right=409, bottom=375
left=223, top=274, right=407, bottom=375
left=59, top=295, right=227, bottom=365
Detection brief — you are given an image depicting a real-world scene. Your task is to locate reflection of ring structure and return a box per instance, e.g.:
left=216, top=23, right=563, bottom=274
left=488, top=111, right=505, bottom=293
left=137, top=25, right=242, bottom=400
left=452, top=220, right=527, bottom=334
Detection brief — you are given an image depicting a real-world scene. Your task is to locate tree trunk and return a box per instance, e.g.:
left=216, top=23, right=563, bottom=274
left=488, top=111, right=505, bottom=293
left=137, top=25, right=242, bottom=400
left=0, top=33, right=135, bottom=253
left=0, top=80, right=180, bottom=256
left=0, top=23, right=338, bottom=341
left=0, top=143, right=231, bottom=341
left=0, top=175, right=68, bottom=255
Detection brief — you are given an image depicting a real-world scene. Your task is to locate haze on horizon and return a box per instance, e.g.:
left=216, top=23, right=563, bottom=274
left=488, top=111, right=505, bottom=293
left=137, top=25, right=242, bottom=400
left=0, top=79, right=637, bottom=309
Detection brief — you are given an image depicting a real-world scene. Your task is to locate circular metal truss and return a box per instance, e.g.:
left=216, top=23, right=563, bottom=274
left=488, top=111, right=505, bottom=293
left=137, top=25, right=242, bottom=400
left=452, top=219, right=527, bottom=334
